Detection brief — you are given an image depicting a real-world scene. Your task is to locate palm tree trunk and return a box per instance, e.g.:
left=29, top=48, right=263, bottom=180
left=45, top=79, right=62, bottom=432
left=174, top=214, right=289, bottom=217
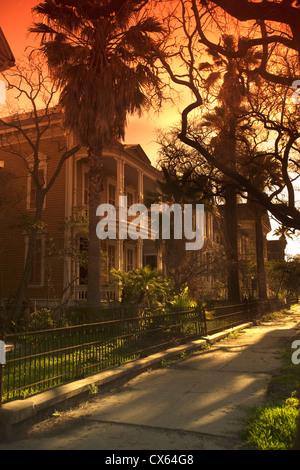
left=224, top=184, right=240, bottom=303
left=87, top=147, right=103, bottom=309
left=255, top=211, right=268, bottom=300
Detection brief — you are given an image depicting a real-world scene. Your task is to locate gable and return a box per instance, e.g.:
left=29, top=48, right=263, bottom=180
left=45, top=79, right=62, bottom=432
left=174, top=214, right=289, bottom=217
left=123, top=144, right=153, bottom=167
left=0, top=28, right=15, bottom=72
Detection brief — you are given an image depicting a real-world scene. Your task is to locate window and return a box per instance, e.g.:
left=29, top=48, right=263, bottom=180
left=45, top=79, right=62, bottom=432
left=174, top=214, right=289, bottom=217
left=205, top=211, right=210, bottom=238
left=206, top=252, right=211, bottom=282
left=108, top=245, right=115, bottom=270
left=126, top=248, right=133, bottom=271
left=108, top=184, right=115, bottom=205
left=29, top=238, right=44, bottom=286
left=143, top=255, right=157, bottom=270
left=29, top=169, right=45, bottom=209
left=127, top=191, right=134, bottom=208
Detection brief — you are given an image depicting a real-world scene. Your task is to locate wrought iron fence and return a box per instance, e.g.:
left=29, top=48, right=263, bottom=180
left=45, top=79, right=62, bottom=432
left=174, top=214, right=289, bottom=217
left=0, top=306, right=206, bottom=405
left=204, top=301, right=257, bottom=334
left=0, top=299, right=285, bottom=406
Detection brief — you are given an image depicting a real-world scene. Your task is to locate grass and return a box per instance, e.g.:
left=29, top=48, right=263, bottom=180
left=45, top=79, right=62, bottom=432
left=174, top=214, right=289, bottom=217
left=241, top=332, right=300, bottom=450
left=242, top=397, right=299, bottom=450
left=2, top=335, right=142, bottom=402
left=2, top=315, right=203, bottom=403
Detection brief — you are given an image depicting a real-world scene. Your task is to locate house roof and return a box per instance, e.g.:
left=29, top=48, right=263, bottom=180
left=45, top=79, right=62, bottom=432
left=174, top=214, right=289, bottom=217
left=0, top=27, right=15, bottom=72
left=123, top=144, right=153, bottom=167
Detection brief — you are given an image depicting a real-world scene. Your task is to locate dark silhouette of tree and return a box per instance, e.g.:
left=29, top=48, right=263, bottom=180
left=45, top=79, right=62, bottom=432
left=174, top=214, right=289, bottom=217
left=30, top=0, right=164, bottom=308
left=146, top=130, right=225, bottom=296
left=195, top=0, right=300, bottom=86
left=157, top=0, right=300, bottom=231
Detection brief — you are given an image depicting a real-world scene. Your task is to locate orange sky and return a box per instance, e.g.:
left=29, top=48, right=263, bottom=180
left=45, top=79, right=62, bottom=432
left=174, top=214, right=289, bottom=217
left=1, top=0, right=38, bottom=58
left=1, top=0, right=180, bottom=164
left=1, top=1, right=299, bottom=255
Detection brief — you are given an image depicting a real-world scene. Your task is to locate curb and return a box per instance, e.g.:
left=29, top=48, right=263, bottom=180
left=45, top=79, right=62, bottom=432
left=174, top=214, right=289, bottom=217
left=0, top=322, right=252, bottom=441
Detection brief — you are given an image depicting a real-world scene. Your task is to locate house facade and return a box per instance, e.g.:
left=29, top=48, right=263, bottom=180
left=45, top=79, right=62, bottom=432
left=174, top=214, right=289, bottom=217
left=189, top=203, right=273, bottom=300
left=0, top=114, right=162, bottom=306
left=70, top=140, right=163, bottom=303
left=0, top=107, right=277, bottom=307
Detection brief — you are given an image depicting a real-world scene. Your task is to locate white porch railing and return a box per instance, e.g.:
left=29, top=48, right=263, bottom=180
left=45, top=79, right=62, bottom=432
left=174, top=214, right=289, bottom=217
left=75, top=285, right=118, bottom=302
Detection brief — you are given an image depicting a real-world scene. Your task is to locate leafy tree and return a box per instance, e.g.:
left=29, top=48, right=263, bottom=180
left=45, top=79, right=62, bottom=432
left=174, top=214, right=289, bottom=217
left=146, top=135, right=215, bottom=294
left=267, top=257, right=300, bottom=299
left=179, top=34, right=270, bottom=301
left=30, top=0, right=164, bottom=308
left=199, top=36, right=248, bottom=302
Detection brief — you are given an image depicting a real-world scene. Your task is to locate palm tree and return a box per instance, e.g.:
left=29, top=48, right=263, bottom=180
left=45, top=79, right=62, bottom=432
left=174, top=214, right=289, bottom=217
left=202, top=38, right=245, bottom=303
left=111, top=266, right=173, bottom=308
left=30, top=0, right=163, bottom=309
left=246, top=153, right=284, bottom=299
left=201, top=35, right=263, bottom=302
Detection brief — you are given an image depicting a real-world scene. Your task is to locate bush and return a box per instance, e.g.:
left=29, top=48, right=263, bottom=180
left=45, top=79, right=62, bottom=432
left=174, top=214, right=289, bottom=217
left=167, top=286, right=196, bottom=309
left=110, top=266, right=174, bottom=308
left=27, top=307, right=56, bottom=330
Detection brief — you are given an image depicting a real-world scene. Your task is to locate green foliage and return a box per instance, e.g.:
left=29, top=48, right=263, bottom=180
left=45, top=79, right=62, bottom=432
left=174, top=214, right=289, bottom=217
left=267, top=258, right=300, bottom=298
left=110, top=266, right=174, bottom=307
left=167, top=286, right=197, bottom=308
left=27, top=307, right=56, bottom=330
left=242, top=333, right=300, bottom=450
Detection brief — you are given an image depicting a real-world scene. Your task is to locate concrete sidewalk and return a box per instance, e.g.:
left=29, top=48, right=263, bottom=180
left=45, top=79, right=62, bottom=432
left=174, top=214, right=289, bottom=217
left=1, top=306, right=300, bottom=450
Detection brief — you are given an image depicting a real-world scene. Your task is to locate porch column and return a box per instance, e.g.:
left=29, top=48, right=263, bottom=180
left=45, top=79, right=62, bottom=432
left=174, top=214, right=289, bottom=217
left=138, top=170, right=144, bottom=267
left=117, top=239, right=124, bottom=271
left=116, top=157, right=125, bottom=272
left=116, top=158, right=125, bottom=198
left=138, top=170, right=144, bottom=203
left=157, top=245, right=163, bottom=271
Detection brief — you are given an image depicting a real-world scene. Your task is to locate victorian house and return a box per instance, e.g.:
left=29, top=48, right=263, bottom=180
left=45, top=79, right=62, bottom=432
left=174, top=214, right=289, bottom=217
left=0, top=104, right=276, bottom=307
left=0, top=111, right=162, bottom=306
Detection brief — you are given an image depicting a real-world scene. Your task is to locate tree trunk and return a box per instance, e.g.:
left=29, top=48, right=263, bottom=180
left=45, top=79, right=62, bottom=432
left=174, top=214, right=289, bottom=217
left=224, top=184, right=240, bottom=303
left=255, top=211, right=268, bottom=300
left=87, top=147, right=103, bottom=310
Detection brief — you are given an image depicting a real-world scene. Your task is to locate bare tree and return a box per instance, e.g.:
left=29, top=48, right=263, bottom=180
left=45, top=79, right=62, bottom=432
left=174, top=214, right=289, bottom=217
left=192, top=0, right=300, bottom=86
left=156, top=0, right=300, bottom=231
left=0, top=53, right=80, bottom=320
